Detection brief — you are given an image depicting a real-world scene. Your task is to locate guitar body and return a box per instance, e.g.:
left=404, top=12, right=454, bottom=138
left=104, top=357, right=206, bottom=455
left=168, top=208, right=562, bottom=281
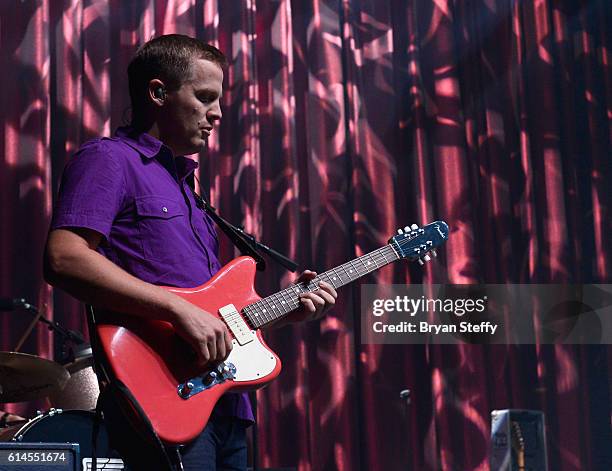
left=96, top=256, right=282, bottom=445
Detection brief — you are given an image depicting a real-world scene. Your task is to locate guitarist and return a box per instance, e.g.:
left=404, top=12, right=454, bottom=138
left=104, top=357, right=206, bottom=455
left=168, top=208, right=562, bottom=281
left=44, top=34, right=337, bottom=470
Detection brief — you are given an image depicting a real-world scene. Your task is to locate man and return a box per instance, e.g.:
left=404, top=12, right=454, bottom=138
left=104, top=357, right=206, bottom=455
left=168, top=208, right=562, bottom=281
left=44, top=34, right=337, bottom=470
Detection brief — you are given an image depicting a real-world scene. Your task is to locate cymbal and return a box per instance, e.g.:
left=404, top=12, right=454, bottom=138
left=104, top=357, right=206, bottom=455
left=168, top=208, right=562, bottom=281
left=0, top=352, right=69, bottom=403
left=0, top=410, right=26, bottom=427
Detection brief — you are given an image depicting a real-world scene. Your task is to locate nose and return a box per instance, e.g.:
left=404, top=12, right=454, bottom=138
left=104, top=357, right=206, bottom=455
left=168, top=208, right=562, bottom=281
left=207, top=101, right=222, bottom=123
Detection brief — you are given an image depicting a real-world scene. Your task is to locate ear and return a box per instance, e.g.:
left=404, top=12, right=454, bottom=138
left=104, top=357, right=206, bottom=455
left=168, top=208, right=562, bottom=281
left=148, top=79, right=166, bottom=107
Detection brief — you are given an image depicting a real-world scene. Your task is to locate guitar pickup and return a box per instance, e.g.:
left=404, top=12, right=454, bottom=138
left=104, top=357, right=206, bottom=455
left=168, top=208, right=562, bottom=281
left=218, top=304, right=254, bottom=346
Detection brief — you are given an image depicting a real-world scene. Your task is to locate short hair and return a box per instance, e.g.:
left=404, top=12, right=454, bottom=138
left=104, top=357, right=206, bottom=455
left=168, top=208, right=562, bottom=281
left=127, top=34, right=226, bottom=124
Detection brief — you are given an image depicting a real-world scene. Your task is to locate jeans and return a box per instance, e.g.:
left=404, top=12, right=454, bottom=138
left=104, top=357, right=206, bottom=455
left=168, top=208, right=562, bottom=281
left=101, top=386, right=248, bottom=471
left=176, top=414, right=248, bottom=471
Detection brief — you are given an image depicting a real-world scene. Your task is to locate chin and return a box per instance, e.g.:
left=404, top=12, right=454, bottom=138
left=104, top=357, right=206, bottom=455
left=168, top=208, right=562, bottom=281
left=183, top=139, right=207, bottom=155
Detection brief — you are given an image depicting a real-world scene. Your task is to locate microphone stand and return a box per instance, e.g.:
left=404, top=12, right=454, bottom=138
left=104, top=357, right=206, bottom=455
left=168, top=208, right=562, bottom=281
left=189, top=187, right=298, bottom=273
left=226, top=224, right=298, bottom=273
left=400, top=389, right=413, bottom=471
left=11, top=299, right=85, bottom=362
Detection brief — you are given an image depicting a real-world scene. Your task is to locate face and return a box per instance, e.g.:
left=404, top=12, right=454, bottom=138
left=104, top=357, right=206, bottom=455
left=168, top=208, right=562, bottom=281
left=155, top=58, right=223, bottom=156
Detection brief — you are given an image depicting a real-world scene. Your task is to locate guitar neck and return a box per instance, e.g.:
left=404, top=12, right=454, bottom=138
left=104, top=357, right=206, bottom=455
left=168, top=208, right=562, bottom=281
left=242, top=244, right=400, bottom=329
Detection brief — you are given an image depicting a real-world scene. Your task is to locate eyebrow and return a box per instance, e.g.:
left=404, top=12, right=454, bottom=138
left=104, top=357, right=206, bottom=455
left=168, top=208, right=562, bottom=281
left=196, top=88, right=222, bottom=99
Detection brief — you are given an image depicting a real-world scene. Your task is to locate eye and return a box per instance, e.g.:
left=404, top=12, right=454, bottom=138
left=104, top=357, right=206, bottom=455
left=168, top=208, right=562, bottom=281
left=197, top=92, right=216, bottom=104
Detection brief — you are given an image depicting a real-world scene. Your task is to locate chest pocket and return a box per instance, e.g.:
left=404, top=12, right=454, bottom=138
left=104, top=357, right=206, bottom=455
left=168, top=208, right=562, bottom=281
left=135, top=196, right=191, bottom=262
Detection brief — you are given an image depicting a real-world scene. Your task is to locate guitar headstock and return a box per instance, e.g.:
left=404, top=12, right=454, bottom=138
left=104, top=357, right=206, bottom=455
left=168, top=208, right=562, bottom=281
left=389, top=220, right=449, bottom=265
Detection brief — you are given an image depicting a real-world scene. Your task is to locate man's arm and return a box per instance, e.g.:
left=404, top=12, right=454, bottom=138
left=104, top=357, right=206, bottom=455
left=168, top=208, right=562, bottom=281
left=44, top=227, right=232, bottom=367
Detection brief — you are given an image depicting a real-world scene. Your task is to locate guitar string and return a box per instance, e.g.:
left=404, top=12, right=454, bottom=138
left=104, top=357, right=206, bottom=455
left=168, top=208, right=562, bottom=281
left=243, top=236, right=430, bottom=327
left=242, top=232, right=440, bottom=328
left=244, top=239, right=422, bottom=328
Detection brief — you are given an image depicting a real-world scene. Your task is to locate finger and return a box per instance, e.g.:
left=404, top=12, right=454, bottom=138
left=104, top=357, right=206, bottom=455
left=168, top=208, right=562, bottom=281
left=317, top=281, right=338, bottom=298
left=224, top=330, right=233, bottom=357
left=216, top=331, right=227, bottom=360
left=207, top=337, right=217, bottom=363
left=295, top=270, right=317, bottom=283
left=315, top=288, right=336, bottom=306
left=197, top=344, right=210, bottom=368
left=303, top=292, right=326, bottom=309
left=299, top=296, right=317, bottom=313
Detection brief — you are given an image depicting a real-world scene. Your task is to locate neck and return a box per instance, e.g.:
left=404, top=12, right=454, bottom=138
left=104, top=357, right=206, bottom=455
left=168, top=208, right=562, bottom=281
left=242, top=244, right=400, bottom=329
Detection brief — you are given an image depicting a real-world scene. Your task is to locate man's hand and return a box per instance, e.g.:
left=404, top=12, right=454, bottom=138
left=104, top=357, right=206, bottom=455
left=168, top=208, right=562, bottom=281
left=169, top=298, right=233, bottom=368
left=290, top=270, right=338, bottom=323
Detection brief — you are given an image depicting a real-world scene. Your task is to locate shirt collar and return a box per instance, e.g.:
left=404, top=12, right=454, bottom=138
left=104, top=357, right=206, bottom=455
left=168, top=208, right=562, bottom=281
left=114, top=126, right=199, bottom=178
left=115, top=126, right=163, bottom=159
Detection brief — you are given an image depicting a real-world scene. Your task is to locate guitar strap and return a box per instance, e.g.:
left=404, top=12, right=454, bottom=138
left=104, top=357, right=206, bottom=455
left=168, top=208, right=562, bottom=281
left=185, top=174, right=266, bottom=269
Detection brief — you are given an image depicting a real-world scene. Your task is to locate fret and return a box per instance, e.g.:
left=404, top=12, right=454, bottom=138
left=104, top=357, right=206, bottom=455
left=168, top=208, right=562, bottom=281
left=270, top=292, right=283, bottom=317
left=368, top=253, right=380, bottom=270
left=266, top=294, right=281, bottom=320
left=273, top=291, right=291, bottom=317
left=269, top=299, right=279, bottom=322
left=374, top=249, right=386, bottom=268
left=358, top=255, right=371, bottom=273
left=278, top=287, right=296, bottom=310
left=321, top=271, right=338, bottom=289
left=260, top=299, right=275, bottom=322
left=319, top=268, right=339, bottom=289
left=340, top=263, right=352, bottom=281
left=258, top=302, right=270, bottom=325
left=256, top=306, right=268, bottom=328
left=250, top=308, right=263, bottom=329
left=249, top=304, right=261, bottom=325
left=381, top=247, right=389, bottom=264
left=292, top=284, right=306, bottom=295
left=257, top=304, right=270, bottom=325
left=275, top=288, right=294, bottom=313
left=245, top=305, right=263, bottom=328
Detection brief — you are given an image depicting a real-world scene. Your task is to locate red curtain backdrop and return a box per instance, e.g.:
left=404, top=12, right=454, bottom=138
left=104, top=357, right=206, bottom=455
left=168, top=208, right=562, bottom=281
left=1, top=1, right=610, bottom=470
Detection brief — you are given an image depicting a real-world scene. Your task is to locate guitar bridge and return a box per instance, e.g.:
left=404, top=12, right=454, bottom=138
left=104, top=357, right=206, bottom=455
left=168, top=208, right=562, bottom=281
left=177, top=361, right=237, bottom=399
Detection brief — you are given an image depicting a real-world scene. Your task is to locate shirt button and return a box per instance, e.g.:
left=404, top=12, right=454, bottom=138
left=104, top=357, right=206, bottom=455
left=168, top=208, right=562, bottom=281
left=162, top=206, right=168, bottom=213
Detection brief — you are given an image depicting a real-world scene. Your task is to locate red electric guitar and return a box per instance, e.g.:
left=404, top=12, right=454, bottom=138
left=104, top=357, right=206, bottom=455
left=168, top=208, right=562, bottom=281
left=95, top=221, right=449, bottom=444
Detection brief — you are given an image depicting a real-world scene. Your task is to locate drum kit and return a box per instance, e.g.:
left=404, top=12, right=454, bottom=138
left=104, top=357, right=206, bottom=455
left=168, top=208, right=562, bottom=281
left=0, top=300, right=125, bottom=470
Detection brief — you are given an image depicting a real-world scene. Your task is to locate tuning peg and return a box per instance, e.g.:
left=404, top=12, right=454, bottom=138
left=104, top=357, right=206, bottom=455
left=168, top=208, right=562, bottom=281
left=431, top=249, right=437, bottom=257
left=404, top=225, right=410, bottom=232
left=423, top=254, right=431, bottom=262
left=417, top=258, right=424, bottom=266
left=398, top=228, right=404, bottom=234
left=411, top=224, right=419, bottom=230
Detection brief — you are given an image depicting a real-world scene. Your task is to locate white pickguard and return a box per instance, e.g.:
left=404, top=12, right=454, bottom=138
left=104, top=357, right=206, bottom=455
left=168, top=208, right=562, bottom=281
left=226, top=332, right=277, bottom=382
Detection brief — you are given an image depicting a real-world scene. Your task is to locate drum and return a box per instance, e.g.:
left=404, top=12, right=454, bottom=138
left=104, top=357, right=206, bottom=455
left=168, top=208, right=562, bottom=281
left=0, top=409, right=125, bottom=470
left=50, top=346, right=100, bottom=410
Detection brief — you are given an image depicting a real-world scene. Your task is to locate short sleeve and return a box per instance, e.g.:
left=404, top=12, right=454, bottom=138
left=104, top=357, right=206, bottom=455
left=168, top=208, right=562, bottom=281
left=51, top=140, right=126, bottom=239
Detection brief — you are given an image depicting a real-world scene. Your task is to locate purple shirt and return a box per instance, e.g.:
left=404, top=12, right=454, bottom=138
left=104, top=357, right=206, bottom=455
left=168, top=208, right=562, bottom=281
left=51, top=126, right=253, bottom=422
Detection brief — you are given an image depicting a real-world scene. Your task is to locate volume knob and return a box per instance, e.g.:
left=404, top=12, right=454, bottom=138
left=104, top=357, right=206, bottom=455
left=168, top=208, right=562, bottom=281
left=179, top=382, right=194, bottom=398
left=204, top=371, right=218, bottom=385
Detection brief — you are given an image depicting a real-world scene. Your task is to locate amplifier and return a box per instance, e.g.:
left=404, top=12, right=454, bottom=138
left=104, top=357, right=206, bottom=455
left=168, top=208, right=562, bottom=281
left=0, top=442, right=79, bottom=471
left=490, top=409, right=548, bottom=471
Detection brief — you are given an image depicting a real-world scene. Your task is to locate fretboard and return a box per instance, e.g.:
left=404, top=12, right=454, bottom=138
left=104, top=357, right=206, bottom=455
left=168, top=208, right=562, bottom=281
left=242, top=244, right=400, bottom=328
